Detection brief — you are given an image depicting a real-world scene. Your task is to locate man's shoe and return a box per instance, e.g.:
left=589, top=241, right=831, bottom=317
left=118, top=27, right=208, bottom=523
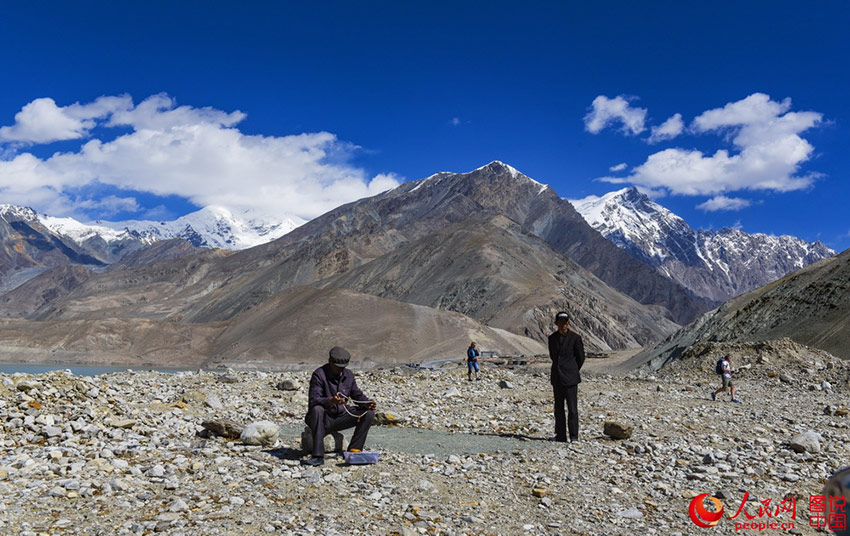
left=711, top=392, right=716, bottom=401
left=301, top=456, right=324, bottom=467
left=731, top=398, right=742, bottom=404
left=569, top=437, right=579, bottom=443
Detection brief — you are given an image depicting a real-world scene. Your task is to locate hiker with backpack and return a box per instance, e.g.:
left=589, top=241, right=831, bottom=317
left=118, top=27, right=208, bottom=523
left=466, top=342, right=481, bottom=381
left=712, top=354, right=741, bottom=403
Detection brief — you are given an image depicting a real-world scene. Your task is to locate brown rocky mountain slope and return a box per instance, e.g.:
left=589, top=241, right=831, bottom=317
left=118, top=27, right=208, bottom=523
left=320, top=214, right=678, bottom=350
left=619, top=247, right=850, bottom=372
left=0, top=286, right=544, bottom=367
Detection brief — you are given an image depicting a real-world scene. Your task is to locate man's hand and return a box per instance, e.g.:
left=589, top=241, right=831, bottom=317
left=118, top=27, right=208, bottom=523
left=330, top=393, right=346, bottom=405
left=367, top=400, right=377, bottom=411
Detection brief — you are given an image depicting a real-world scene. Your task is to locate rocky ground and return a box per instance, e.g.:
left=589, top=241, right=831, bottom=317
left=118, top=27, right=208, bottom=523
left=1, top=340, right=848, bottom=536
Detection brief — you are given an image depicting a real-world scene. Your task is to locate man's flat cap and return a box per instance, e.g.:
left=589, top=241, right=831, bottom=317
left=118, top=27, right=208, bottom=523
left=329, top=346, right=351, bottom=367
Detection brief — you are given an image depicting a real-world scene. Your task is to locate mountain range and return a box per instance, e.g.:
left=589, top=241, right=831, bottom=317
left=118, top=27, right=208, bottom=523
left=572, top=187, right=834, bottom=303
left=0, top=161, right=704, bottom=365
left=2, top=161, right=840, bottom=368
left=0, top=204, right=301, bottom=290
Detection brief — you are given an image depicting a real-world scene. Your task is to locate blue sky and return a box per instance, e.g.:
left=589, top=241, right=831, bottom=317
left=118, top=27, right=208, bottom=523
left=0, top=1, right=848, bottom=250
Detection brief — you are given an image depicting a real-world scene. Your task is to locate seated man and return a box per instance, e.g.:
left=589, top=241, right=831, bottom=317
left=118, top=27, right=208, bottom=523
left=303, top=346, right=376, bottom=466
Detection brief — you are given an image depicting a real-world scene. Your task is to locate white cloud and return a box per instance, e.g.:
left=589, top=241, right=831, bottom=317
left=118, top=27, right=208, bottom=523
left=0, top=94, right=402, bottom=221
left=696, top=195, right=752, bottom=212
left=584, top=95, right=647, bottom=135
left=74, top=195, right=141, bottom=217
left=692, top=93, right=791, bottom=131
left=599, top=93, right=823, bottom=198
left=450, top=117, right=461, bottom=126
left=609, top=162, right=627, bottom=172
left=647, top=113, right=684, bottom=144
left=0, top=95, right=132, bottom=144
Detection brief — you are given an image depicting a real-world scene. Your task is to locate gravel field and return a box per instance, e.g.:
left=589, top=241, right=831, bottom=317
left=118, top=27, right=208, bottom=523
left=1, top=339, right=848, bottom=535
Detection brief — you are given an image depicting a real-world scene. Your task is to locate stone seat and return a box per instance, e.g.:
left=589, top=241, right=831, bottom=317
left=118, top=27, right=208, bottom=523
left=300, top=426, right=347, bottom=454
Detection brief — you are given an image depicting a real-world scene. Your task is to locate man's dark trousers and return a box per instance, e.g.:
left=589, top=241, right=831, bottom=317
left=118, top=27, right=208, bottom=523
left=306, top=405, right=375, bottom=457
left=553, top=384, right=578, bottom=441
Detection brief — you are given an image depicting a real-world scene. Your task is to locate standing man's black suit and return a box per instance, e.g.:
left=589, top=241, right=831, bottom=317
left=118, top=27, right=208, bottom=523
left=548, top=311, right=586, bottom=442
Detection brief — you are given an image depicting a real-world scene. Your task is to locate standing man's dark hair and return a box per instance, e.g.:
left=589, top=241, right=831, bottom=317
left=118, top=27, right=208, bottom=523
left=548, top=311, right=585, bottom=442
left=303, top=346, right=377, bottom=466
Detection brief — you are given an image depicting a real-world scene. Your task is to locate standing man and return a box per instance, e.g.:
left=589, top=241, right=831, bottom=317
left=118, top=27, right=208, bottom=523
left=303, top=346, right=376, bottom=466
left=548, top=311, right=585, bottom=442
left=466, top=341, right=480, bottom=381
left=712, top=354, right=742, bottom=403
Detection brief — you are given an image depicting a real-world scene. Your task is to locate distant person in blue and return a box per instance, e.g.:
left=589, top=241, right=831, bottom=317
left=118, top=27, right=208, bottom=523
left=466, top=341, right=480, bottom=381
left=548, top=311, right=585, bottom=442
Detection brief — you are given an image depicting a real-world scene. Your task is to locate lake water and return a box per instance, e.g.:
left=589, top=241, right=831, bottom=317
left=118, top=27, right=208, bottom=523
left=0, top=363, right=196, bottom=376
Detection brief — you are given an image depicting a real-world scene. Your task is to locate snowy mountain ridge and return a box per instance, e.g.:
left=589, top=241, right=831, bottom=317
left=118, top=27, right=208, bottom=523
left=571, top=187, right=835, bottom=302
left=28, top=206, right=304, bottom=251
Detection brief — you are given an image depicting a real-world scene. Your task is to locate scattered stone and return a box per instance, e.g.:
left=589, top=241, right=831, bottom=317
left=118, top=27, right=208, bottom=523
left=16, top=380, right=40, bottom=392
left=603, top=421, right=633, bottom=440
left=0, top=352, right=845, bottom=535
left=779, top=373, right=795, bottom=384
left=108, top=418, right=136, bottom=429
left=498, top=380, right=514, bottom=389
left=374, top=412, right=401, bottom=426
left=202, top=419, right=244, bottom=440
left=43, top=425, right=63, bottom=438
left=169, top=498, right=190, bottom=512
left=714, top=489, right=734, bottom=500
left=789, top=431, right=821, bottom=453
left=240, top=421, right=280, bottom=446
left=181, top=389, right=223, bottom=409
left=217, top=374, right=239, bottom=384
left=275, top=379, right=300, bottom=391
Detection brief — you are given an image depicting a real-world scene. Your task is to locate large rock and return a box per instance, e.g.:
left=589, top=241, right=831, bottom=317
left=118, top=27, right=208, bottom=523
left=789, top=431, right=821, bottom=453
left=276, top=379, right=301, bottom=391
left=301, top=426, right=347, bottom=453
left=374, top=412, right=403, bottom=426
left=240, top=421, right=280, bottom=446
left=201, top=419, right=243, bottom=440
left=603, top=421, right=634, bottom=440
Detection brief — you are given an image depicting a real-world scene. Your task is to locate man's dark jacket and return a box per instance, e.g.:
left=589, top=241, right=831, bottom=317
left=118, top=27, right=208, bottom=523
left=548, top=330, right=586, bottom=387
left=307, top=364, right=368, bottom=418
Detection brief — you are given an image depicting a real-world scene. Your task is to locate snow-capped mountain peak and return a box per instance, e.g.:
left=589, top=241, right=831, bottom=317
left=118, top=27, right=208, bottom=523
left=571, top=187, right=835, bottom=302
left=90, top=206, right=305, bottom=250
left=408, top=161, right=549, bottom=195
left=0, top=204, right=40, bottom=222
